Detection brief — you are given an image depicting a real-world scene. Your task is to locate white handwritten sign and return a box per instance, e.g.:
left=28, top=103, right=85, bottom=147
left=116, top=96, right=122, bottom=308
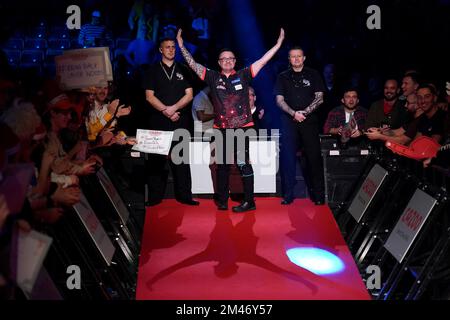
left=65, top=47, right=113, bottom=80
left=132, top=129, right=174, bottom=155
left=55, top=47, right=112, bottom=90
left=14, top=229, right=53, bottom=295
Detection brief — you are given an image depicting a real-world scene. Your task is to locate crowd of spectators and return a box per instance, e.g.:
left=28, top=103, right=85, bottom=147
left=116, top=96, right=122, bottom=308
left=0, top=0, right=449, bottom=299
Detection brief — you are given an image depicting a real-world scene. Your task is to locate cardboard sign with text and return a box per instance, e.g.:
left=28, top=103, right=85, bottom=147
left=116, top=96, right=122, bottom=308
left=55, top=47, right=112, bottom=90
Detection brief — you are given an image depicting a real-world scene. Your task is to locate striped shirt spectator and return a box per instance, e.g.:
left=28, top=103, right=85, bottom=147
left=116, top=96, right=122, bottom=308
left=78, top=11, right=112, bottom=48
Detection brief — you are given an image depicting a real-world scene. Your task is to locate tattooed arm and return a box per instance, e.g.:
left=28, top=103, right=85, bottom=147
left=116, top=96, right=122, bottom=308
left=251, top=28, right=284, bottom=77
left=177, top=29, right=206, bottom=79
left=302, top=92, right=324, bottom=116
left=365, top=127, right=411, bottom=145
left=276, top=95, right=296, bottom=117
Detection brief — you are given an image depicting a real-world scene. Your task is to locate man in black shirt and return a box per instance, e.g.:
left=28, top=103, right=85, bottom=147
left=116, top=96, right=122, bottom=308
left=404, top=84, right=445, bottom=142
left=143, top=38, right=198, bottom=206
left=177, top=28, right=284, bottom=212
left=367, top=85, right=445, bottom=145
left=275, top=46, right=326, bottom=205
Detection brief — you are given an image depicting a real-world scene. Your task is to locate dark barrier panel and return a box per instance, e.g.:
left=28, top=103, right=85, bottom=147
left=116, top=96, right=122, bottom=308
left=33, top=151, right=144, bottom=299
left=338, top=148, right=450, bottom=299
left=320, top=135, right=372, bottom=214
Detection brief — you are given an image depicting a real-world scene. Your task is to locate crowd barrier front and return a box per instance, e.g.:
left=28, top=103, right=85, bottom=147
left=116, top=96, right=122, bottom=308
left=337, top=149, right=450, bottom=300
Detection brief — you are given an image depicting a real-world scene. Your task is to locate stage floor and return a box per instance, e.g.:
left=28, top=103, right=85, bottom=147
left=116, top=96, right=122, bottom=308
left=136, top=198, right=370, bottom=300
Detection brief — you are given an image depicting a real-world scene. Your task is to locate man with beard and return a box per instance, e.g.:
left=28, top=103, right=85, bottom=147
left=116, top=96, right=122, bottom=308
left=323, top=88, right=368, bottom=139
left=366, top=85, right=445, bottom=145
left=365, top=79, right=407, bottom=129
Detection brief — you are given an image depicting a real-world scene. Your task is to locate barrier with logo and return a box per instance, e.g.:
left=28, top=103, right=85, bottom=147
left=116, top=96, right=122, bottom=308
left=338, top=149, right=450, bottom=299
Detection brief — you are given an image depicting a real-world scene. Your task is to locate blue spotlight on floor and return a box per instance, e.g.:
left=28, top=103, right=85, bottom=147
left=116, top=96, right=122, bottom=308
left=286, top=248, right=345, bottom=275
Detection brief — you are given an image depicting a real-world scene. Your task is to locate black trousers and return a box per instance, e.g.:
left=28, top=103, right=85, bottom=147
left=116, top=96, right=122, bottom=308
left=213, top=128, right=254, bottom=204
left=280, top=114, right=325, bottom=201
left=145, top=143, right=193, bottom=203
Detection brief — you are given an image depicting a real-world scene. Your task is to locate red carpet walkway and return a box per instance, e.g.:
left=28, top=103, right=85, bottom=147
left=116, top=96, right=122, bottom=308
left=136, top=198, right=370, bottom=300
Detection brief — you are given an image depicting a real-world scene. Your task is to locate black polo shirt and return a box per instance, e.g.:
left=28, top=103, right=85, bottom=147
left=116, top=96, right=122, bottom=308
left=274, top=66, right=325, bottom=112
left=143, top=61, right=193, bottom=130
left=404, top=109, right=446, bottom=139
left=201, top=67, right=254, bottom=129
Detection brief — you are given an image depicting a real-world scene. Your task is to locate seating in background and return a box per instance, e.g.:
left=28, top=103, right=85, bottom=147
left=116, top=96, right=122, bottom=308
left=3, top=49, right=21, bottom=67
left=24, top=38, right=47, bottom=50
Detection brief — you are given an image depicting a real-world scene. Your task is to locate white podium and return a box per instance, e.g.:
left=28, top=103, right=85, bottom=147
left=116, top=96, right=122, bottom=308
left=189, top=140, right=278, bottom=194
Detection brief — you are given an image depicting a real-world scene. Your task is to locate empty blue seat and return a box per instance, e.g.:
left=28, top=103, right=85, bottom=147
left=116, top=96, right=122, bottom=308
left=49, top=26, right=70, bottom=39
left=3, top=49, right=21, bottom=66
left=24, top=38, right=47, bottom=50
left=48, top=38, right=71, bottom=50
left=2, top=38, right=24, bottom=50
left=28, top=26, right=47, bottom=39
left=21, top=50, right=44, bottom=64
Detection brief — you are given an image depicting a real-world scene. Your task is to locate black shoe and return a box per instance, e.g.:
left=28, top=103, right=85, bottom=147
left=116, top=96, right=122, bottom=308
left=217, top=202, right=228, bottom=210
left=177, top=199, right=200, bottom=206
left=232, top=201, right=256, bottom=213
left=145, top=199, right=162, bottom=207
left=281, top=197, right=293, bottom=205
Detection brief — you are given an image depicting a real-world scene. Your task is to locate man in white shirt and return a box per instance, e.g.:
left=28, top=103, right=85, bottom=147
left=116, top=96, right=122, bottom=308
left=192, top=87, right=214, bottom=136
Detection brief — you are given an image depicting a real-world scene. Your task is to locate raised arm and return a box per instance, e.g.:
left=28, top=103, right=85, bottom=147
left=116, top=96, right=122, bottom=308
left=251, top=28, right=285, bottom=77
left=177, top=29, right=206, bottom=79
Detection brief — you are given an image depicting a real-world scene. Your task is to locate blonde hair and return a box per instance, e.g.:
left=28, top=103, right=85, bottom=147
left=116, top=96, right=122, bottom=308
left=1, top=98, right=41, bottom=141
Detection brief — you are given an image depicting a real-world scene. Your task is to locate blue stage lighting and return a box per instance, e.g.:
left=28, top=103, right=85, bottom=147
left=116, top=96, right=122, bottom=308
left=286, top=247, right=345, bottom=275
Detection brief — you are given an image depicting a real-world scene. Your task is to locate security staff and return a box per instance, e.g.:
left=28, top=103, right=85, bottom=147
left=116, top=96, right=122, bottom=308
left=275, top=46, right=325, bottom=205
left=143, top=37, right=198, bottom=206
